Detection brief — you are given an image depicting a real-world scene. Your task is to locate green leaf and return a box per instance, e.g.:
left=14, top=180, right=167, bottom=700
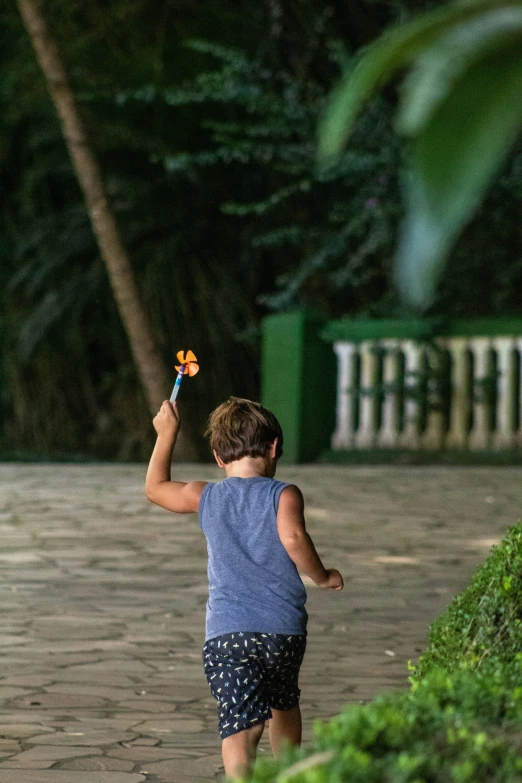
left=398, top=7, right=522, bottom=134
left=318, top=0, right=519, bottom=159
left=395, top=45, right=522, bottom=308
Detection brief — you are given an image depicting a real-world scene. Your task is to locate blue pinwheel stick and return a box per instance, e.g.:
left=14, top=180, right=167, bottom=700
left=170, top=364, right=186, bottom=403
left=170, top=350, right=199, bottom=402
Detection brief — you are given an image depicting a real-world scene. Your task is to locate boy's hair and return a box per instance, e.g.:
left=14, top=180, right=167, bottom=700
left=205, top=397, right=283, bottom=463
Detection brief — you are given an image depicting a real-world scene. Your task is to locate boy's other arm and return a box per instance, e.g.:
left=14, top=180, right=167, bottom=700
left=145, top=400, right=206, bottom=513
left=277, top=485, right=343, bottom=590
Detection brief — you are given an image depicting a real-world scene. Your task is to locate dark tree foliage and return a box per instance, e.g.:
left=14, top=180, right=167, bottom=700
left=1, top=0, right=521, bottom=459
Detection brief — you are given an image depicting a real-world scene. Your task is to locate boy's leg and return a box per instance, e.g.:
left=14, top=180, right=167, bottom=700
left=222, top=722, right=265, bottom=779
left=265, top=634, right=306, bottom=756
left=268, top=705, right=302, bottom=756
left=203, top=633, right=270, bottom=777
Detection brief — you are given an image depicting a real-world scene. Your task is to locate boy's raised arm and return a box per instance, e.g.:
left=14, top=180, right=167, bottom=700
left=145, top=401, right=206, bottom=513
left=277, top=485, right=343, bottom=590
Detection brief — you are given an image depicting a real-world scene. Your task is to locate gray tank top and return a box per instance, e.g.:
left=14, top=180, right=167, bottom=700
left=198, top=476, right=307, bottom=641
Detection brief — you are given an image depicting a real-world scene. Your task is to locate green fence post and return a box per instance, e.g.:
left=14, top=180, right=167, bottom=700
left=261, top=310, right=336, bottom=463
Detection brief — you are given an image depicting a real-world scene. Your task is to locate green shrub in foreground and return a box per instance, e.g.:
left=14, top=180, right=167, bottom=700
left=414, top=523, right=522, bottom=679
left=242, top=523, right=522, bottom=782
left=243, top=664, right=522, bottom=782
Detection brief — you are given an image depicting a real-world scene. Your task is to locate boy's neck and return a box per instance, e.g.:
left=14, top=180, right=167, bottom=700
left=224, top=455, right=277, bottom=479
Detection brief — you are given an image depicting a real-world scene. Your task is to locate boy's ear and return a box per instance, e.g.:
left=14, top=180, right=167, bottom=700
left=269, top=438, right=279, bottom=459
left=213, top=449, right=226, bottom=468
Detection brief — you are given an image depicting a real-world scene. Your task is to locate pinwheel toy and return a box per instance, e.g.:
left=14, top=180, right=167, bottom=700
left=170, top=350, right=199, bottom=402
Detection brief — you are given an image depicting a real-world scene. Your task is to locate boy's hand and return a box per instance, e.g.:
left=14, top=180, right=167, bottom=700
left=318, top=568, right=344, bottom=590
left=153, top=401, right=180, bottom=439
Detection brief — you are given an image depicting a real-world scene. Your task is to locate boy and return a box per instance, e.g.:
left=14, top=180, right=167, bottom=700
left=146, top=397, right=343, bottom=779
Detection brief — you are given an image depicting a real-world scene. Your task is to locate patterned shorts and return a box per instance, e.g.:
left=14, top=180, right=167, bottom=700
left=202, top=632, right=306, bottom=739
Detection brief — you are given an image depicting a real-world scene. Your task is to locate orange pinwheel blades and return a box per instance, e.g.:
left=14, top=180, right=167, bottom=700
left=175, top=349, right=199, bottom=377
left=177, top=350, right=196, bottom=364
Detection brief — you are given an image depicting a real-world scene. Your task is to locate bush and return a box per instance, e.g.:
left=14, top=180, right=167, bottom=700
left=242, top=665, right=522, bottom=783
left=414, top=523, right=522, bottom=679
left=242, top=523, right=522, bottom=782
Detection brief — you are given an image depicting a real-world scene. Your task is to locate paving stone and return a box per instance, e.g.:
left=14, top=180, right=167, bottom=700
left=1, top=746, right=102, bottom=765
left=158, top=732, right=221, bottom=746
left=44, top=685, right=145, bottom=701
left=0, top=688, right=31, bottom=701
left=108, top=747, right=184, bottom=761
left=0, top=636, right=28, bottom=647
left=54, top=719, right=145, bottom=732
left=0, top=713, right=78, bottom=725
left=139, top=687, right=204, bottom=702
left=0, top=724, right=55, bottom=738
left=142, top=756, right=221, bottom=782
left=140, top=748, right=211, bottom=759
left=117, top=700, right=175, bottom=712
left=0, top=759, right=63, bottom=770
left=12, top=693, right=106, bottom=709
left=42, top=654, right=110, bottom=667
left=63, top=660, right=153, bottom=674
left=29, top=730, right=138, bottom=746
left=125, top=738, right=159, bottom=747
left=0, top=553, right=42, bottom=563
left=1, top=464, right=522, bottom=782
left=58, top=756, right=134, bottom=771
left=0, top=676, right=54, bottom=687
left=0, top=772, right=145, bottom=783
left=48, top=673, right=137, bottom=686
left=32, top=642, right=136, bottom=655
left=33, top=628, right=123, bottom=641
left=133, top=718, right=205, bottom=735
left=0, top=740, right=21, bottom=752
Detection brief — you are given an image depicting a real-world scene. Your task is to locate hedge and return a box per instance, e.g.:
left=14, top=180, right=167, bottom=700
left=414, top=524, right=522, bottom=678
left=240, top=523, right=522, bottom=783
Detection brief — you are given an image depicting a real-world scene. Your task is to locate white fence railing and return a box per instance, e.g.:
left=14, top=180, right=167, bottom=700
left=332, top=336, right=522, bottom=450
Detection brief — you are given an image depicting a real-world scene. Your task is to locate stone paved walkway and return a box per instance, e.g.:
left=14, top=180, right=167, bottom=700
left=0, top=464, right=521, bottom=782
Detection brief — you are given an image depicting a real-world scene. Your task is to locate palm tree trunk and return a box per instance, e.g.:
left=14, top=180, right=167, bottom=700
left=16, top=0, right=196, bottom=459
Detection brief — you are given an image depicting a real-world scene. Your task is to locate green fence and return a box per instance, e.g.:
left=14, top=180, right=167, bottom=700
left=261, top=311, right=336, bottom=463
left=261, top=311, right=522, bottom=462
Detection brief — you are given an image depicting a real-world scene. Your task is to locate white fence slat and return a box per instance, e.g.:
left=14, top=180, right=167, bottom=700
left=446, top=339, right=470, bottom=449
left=331, top=331, right=522, bottom=452
left=400, top=340, right=422, bottom=449
left=422, top=343, right=446, bottom=451
left=378, top=340, right=401, bottom=448
left=493, top=337, right=517, bottom=450
left=332, top=342, right=356, bottom=449
left=468, top=338, right=492, bottom=450
left=355, top=341, right=380, bottom=448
